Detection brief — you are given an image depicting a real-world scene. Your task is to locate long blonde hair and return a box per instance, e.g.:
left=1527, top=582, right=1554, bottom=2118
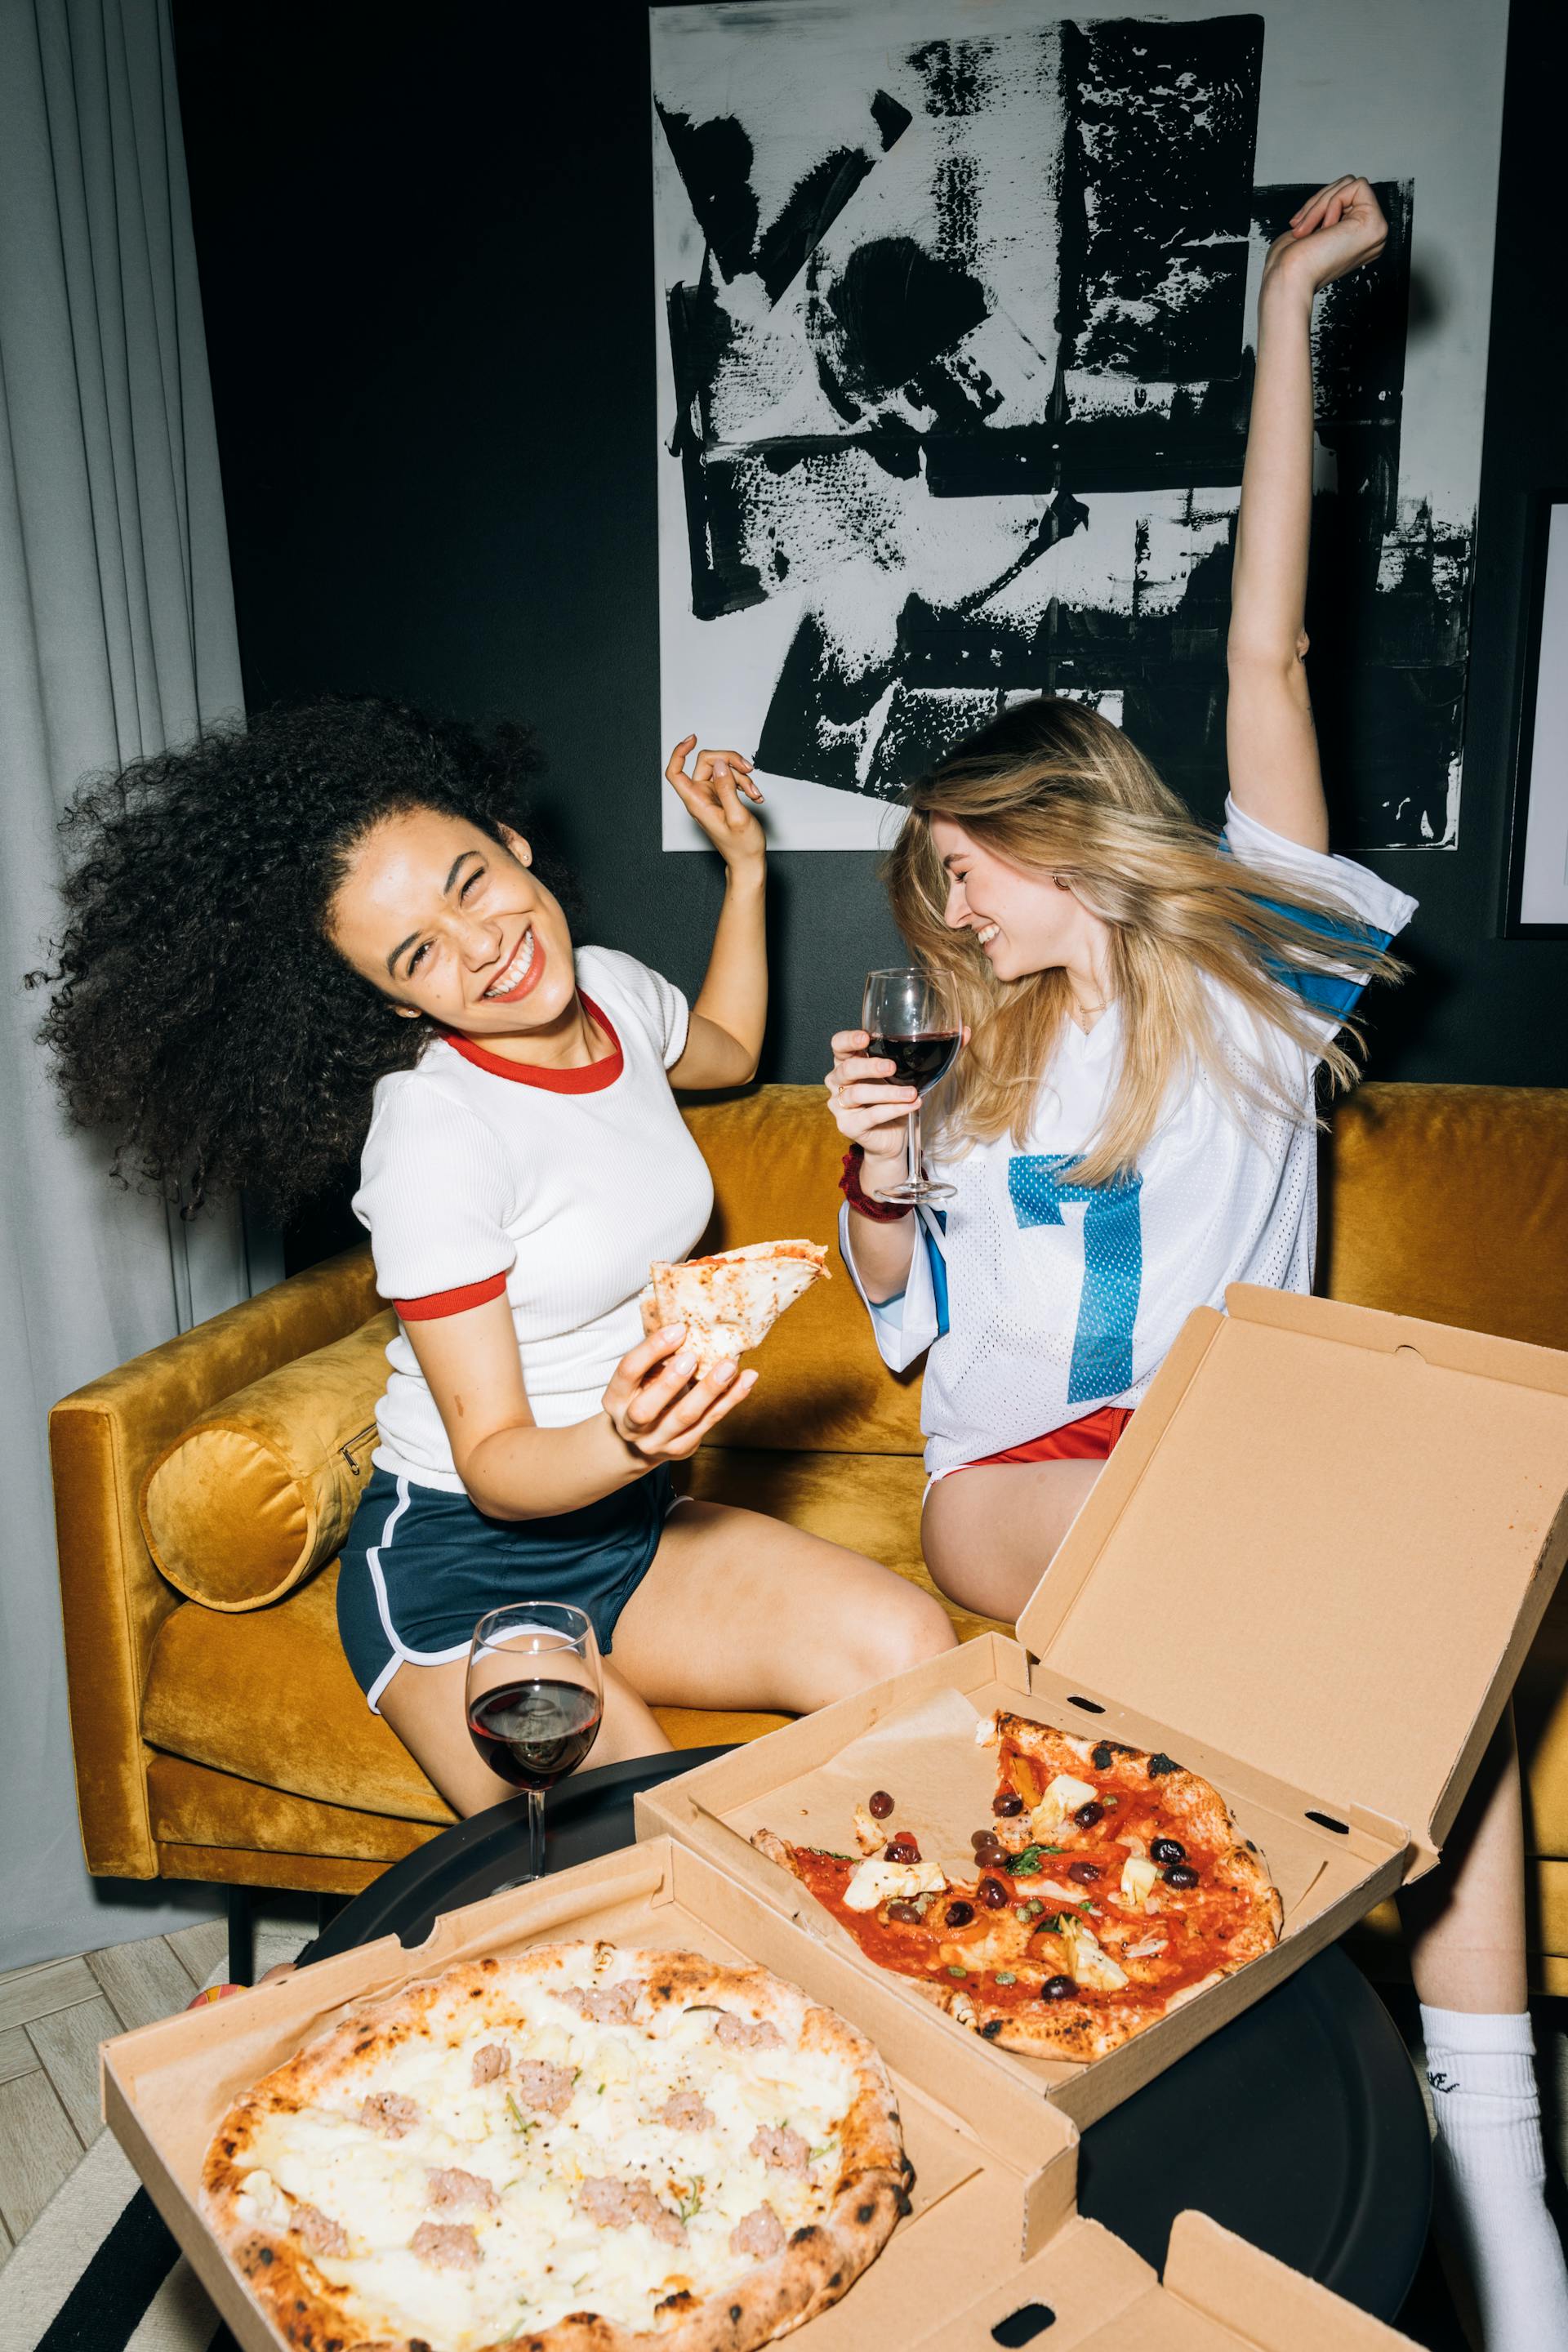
left=884, top=698, right=1405, bottom=1189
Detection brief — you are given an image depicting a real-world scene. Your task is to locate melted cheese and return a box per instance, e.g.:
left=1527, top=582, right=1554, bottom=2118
left=1120, top=1856, right=1158, bottom=1908
left=842, top=1859, right=947, bottom=1913
left=1030, top=1774, right=1098, bottom=1834
left=227, top=1954, right=860, bottom=2348
left=1062, top=1919, right=1129, bottom=1993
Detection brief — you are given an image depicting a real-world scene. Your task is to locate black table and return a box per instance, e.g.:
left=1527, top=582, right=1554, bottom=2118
left=301, top=1749, right=1432, bottom=2321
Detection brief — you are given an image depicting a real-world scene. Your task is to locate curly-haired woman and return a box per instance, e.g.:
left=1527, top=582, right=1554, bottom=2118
left=39, top=701, right=954, bottom=1812
left=826, top=178, right=1566, bottom=2352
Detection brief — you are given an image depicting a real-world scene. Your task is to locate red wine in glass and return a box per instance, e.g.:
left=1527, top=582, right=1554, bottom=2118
left=466, top=1602, right=604, bottom=1878
left=467, top=1677, right=604, bottom=1792
left=862, top=969, right=960, bottom=1205
left=866, top=1031, right=961, bottom=1096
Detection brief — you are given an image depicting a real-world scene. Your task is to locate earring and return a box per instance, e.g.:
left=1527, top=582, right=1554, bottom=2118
left=1054, top=873, right=1071, bottom=890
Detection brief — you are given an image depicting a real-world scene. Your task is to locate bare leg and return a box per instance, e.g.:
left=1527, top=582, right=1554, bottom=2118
left=1400, top=1711, right=1526, bottom=2014
left=920, top=1459, right=1104, bottom=1623
left=611, top=1501, right=956, bottom=1712
left=378, top=1655, right=669, bottom=1819
left=376, top=1503, right=951, bottom=1809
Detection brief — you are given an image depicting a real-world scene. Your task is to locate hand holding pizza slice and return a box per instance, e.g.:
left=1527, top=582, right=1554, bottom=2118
left=639, top=1241, right=829, bottom=1378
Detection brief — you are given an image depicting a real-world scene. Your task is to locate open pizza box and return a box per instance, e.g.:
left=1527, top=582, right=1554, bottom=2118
left=639, top=1285, right=1568, bottom=2128
left=100, top=1833, right=1416, bottom=2350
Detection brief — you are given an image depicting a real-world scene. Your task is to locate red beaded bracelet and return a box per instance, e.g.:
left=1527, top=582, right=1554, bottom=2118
left=839, top=1146, right=912, bottom=1221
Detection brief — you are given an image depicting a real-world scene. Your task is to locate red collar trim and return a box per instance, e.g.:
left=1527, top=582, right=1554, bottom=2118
left=440, top=992, right=624, bottom=1093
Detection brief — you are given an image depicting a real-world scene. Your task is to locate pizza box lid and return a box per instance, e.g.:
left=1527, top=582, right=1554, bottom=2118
left=925, top=2208, right=1419, bottom=2350
left=1015, top=1285, right=1568, bottom=1868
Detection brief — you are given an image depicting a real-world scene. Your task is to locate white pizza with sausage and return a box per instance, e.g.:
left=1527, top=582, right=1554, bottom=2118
left=202, top=1940, right=906, bottom=2352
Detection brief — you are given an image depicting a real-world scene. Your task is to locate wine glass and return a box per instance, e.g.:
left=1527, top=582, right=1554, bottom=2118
left=466, top=1602, right=604, bottom=1882
left=862, top=967, right=960, bottom=1206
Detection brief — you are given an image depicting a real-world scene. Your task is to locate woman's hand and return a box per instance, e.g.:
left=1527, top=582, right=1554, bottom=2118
left=1264, top=175, right=1388, bottom=301
left=825, top=1029, right=917, bottom=1186
left=603, top=1324, right=756, bottom=1465
left=665, top=736, right=766, bottom=871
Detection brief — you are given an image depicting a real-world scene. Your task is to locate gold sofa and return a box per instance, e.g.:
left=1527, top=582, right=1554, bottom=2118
left=49, top=1083, right=1568, bottom=1988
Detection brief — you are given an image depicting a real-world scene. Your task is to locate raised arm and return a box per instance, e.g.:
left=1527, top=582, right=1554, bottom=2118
left=662, top=735, right=769, bottom=1088
left=1226, top=176, right=1388, bottom=851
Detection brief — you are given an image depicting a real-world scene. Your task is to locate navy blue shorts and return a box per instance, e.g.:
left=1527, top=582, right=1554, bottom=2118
left=336, top=1464, right=675, bottom=1712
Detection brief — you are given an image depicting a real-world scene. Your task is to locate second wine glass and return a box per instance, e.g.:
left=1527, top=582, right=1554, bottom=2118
left=862, top=967, right=960, bottom=1205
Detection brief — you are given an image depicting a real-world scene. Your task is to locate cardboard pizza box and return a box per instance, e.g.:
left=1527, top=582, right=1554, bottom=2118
left=102, top=1835, right=1075, bottom=2352
left=639, top=1285, right=1568, bottom=2127
left=925, top=2209, right=1419, bottom=2350
left=99, top=1835, right=1417, bottom=2351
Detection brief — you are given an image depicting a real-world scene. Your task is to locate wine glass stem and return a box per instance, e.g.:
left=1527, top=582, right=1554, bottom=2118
left=524, top=1786, right=545, bottom=1882
left=905, top=1104, right=922, bottom=1190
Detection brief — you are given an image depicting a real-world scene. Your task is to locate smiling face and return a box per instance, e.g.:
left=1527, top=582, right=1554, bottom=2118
left=931, top=815, right=1107, bottom=986
left=327, top=808, right=579, bottom=1039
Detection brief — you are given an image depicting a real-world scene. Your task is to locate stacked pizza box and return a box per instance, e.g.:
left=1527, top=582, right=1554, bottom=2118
left=98, top=1285, right=1568, bottom=2350
left=103, top=1837, right=1415, bottom=2350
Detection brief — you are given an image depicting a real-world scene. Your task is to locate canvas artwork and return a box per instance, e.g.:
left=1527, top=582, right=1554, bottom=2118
left=652, top=0, right=1508, bottom=853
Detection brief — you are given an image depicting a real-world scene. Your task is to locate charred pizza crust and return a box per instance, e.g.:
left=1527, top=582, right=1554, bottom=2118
left=754, top=1715, right=1282, bottom=2064
left=203, top=1942, right=907, bottom=2352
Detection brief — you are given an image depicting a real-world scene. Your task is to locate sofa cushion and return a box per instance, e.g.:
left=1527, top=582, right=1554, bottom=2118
left=142, top=1565, right=453, bottom=1817
left=1321, top=1084, right=1568, bottom=1348
left=147, top=1751, right=444, bottom=1869
left=140, top=1314, right=394, bottom=1610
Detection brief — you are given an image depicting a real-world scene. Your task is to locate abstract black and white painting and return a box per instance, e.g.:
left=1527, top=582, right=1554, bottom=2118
left=653, top=0, right=1507, bottom=851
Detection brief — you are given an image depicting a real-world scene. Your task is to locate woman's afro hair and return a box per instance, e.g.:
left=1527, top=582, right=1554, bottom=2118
left=33, top=696, right=578, bottom=1216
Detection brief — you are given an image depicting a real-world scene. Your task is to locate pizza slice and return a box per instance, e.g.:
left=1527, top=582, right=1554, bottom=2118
left=753, top=1715, right=1282, bottom=2062
left=639, top=1241, right=829, bottom=1375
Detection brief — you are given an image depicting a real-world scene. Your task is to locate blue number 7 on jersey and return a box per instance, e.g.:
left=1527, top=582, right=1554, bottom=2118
left=1007, top=1157, right=1143, bottom=1405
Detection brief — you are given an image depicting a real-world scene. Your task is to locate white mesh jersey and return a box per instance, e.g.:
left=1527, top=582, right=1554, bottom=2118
left=843, top=801, right=1418, bottom=1478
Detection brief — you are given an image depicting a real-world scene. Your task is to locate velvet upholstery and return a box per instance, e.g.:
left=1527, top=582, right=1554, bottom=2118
left=140, top=1313, right=393, bottom=1609
left=50, top=1246, right=381, bottom=1878
left=48, top=1083, right=1568, bottom=1984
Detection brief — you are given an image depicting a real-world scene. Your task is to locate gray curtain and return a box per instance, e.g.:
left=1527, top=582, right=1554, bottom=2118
left=0, top=0, right=258, bottom=1968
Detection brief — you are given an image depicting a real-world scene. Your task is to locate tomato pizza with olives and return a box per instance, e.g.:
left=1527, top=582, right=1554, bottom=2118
left=752, top=1714, right=1281, bottom=2061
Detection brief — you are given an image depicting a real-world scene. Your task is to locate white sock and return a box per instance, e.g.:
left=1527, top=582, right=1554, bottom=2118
left=1419, top=2005, right=1568, bottom=2352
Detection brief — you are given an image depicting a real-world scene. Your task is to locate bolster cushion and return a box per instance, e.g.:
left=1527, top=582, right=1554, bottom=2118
left=139, top=1312, right=395, bottom=1610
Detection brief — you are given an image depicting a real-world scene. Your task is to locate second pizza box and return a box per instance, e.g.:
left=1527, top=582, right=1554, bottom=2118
left=100, top=1833, right=1417, bottom=2350
left=639, top=1284, right=1568, bottom=2127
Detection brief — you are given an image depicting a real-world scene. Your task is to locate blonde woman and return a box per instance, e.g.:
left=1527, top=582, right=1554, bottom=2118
left=827, top=179, right=1566, bottom=2351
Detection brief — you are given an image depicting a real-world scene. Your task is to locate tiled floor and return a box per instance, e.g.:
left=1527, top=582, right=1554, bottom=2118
left=0, top=1913, right=311, bottom=2258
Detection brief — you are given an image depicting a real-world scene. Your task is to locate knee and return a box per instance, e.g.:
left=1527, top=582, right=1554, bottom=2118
left=842, top=1582, right=958, bottom=1692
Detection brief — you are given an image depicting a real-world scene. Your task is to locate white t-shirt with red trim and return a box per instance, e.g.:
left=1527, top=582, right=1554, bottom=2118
left=353, top=946, right=714, bottom=1491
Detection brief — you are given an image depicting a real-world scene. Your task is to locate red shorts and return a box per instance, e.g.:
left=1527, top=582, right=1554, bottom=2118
left=952, top=1404, right=1134, bottom=1472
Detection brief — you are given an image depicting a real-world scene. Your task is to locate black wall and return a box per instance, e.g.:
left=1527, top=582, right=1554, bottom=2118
left=171, top=1, right=1567, bottom=1263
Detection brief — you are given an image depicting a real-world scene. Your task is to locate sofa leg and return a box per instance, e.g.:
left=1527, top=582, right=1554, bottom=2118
left=227, top=1885, right=255, bottom=1985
